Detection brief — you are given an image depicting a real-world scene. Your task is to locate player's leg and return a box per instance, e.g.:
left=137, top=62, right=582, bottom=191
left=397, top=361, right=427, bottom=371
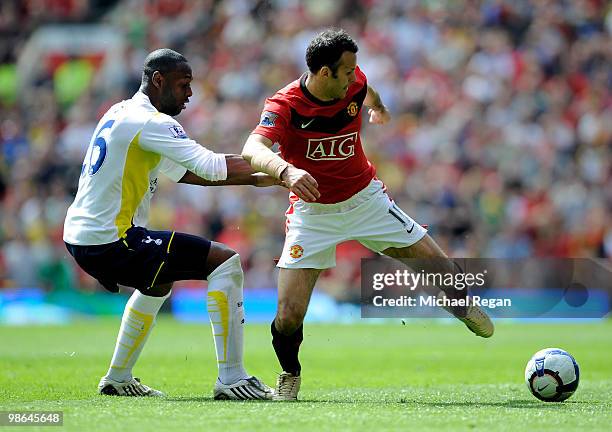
left=99, top=282, right=172, bottom=397
left=272, top=267, right=322, bottom=401
left=152, top=234, right=271, bottom=399
left=83, top=226, right=270, bottom=399
left=381, top=235, right=494, bottom=337
left=382, top=234, right=464, bottom=307
left=99, top=244, right=252, bottom=398
left=351, top=181, right=493, bottom=337
left=66, top=234, right=173, bottom=397
left=204, top=243, right=248, bottom=385
left=203, top=243, right=272, bottom=400
left=274, top=267, right=322, bottom=370
left=382, top=234, right=457, bottom=286
left=271, top=192, right=342, bottom=400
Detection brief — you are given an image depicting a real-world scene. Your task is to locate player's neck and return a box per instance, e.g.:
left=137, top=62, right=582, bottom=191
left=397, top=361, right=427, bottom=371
left=305, top=74, right=335, bottom=102
left=139, top=85, right=161, bottom=111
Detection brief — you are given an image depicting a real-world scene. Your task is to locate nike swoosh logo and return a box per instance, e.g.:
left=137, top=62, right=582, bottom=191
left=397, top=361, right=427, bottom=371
left=389, top=206, right=415, bottom=233
left=537, top=384, right=550, bottom=392
left=301, top=119, right=315, bottom=128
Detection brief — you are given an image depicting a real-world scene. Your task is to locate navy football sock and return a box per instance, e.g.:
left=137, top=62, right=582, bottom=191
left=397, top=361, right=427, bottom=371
left=271, top=321, right=303, bottom=376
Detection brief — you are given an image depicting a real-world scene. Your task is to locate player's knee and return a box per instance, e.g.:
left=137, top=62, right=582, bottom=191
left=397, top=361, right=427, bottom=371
left=206, top=242, right=240, bottom=276
left=385, top=235, right=447, bottom=259
left=217, top=244, right=238, bottom=263
left=207, top=251, right=243, bottom=283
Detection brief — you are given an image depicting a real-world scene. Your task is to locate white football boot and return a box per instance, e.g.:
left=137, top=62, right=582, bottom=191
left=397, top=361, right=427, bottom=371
left=213, top=376, right=273, bottom=400
left=273, top=372, right=301, bottom=401
left=98, top=376, right=165, bottom=397
left=438, top=291, right=494, bottom=338
left=459, top=304, right=494, bottom=338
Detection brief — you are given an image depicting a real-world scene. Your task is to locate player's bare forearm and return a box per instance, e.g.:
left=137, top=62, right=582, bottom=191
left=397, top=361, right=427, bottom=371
left=364, top=85, right=390, bottom=125
left=178, top=155, right=282, bottom=187
left=364, top=85, right=385, bottom=110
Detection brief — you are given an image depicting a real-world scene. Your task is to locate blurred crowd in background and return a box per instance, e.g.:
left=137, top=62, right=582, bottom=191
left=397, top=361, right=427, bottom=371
left=0, top=0, right=610, bottom=302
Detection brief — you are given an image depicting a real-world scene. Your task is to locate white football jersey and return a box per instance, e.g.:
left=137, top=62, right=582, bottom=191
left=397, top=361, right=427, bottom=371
left=63, top=92, right=227, bottom=245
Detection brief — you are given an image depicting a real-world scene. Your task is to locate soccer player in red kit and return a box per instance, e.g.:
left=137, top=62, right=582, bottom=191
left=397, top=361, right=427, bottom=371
left=242, top=29, right=494, bottom=401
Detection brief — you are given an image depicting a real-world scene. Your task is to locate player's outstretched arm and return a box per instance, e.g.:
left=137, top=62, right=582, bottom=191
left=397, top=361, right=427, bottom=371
left=364, top=84, right=390, bottom=125
left=242, top=134, right=320, bottom=202
left=178, top=155, right=283, bottom=187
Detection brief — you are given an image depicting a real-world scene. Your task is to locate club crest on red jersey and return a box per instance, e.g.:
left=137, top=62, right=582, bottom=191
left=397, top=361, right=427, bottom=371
left=289, top=244, right=304, bottom=259
left=306, top=132, right=357, bottom=161
left=347, top=102, right=359, bottom=117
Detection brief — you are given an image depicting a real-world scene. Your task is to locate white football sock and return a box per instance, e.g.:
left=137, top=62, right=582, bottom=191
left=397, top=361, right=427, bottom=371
left=207, top=254, right=249, bottom=384
left=104, top=290, right=170, bottom=382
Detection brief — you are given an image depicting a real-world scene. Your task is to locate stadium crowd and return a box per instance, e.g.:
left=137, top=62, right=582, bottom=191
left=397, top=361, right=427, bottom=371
left=0, top=0, right=610, bottom=301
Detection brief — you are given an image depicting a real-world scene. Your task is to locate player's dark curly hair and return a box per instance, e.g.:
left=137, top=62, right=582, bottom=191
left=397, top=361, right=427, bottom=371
left=306, top=29, right=358, bottom=77
left=142, top=48, right=187, bottom=83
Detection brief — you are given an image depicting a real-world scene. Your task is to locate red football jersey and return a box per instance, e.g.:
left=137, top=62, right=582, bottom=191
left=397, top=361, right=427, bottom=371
left=252, top=66, right=376, bottom=204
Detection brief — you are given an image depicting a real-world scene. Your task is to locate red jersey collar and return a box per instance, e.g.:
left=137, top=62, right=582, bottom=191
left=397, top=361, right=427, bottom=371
left=299, top=73, right=341, bottom=106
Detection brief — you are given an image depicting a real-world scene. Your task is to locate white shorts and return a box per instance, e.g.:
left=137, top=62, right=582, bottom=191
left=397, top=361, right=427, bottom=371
left=278, top=179, right=427, bottom=269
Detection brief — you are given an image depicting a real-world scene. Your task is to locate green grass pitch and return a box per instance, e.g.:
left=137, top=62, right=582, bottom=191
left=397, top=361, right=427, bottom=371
left=1, top=318, right=611, bottom=431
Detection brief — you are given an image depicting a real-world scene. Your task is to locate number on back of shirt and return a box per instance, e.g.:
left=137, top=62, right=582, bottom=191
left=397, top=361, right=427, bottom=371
left=82, top=119, right=114, bottom=176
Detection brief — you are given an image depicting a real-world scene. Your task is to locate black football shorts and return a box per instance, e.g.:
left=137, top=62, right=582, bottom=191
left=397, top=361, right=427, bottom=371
left=65, top=226, right=211, bottom=293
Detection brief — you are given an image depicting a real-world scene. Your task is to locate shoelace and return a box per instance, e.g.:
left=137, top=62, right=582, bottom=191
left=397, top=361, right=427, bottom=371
left=277, top=375, right=296, bottom=396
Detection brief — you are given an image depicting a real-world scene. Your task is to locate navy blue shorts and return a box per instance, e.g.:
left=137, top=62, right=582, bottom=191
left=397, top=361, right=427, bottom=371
left=65, top=226, right=211, bottom=293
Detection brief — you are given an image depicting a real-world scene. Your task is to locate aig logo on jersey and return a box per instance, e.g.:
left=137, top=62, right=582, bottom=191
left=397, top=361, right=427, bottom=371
left=306, top=132, right=357, bottom=161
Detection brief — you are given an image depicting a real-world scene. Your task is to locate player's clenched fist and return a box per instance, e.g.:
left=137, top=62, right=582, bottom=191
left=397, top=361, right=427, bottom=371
left=281, top=165, right=320, bottom=202
left=368, top=107, right=390, bottom=125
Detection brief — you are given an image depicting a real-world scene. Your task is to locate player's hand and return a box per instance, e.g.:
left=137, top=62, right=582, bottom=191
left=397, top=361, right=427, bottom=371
left=368, top=107, right=390, bottom=125
left=281, top=165, right=320, bottom=202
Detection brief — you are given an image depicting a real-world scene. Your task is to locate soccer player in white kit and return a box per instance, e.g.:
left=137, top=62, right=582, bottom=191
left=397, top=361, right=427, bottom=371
left=64, top=49, right=276, bottom=400
left=242, top=30, right=494, bottom=400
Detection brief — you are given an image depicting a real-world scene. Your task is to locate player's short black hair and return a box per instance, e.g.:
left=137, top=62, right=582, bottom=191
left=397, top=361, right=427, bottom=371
left=305, top=29, right=358, bottom=76
left=142, top=48, right=188, bottom=83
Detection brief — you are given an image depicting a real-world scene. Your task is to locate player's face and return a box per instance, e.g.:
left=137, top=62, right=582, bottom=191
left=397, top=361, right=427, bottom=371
left=327, top=51, right=357, bottom=99
left=159, top=63, right=193, bottom=116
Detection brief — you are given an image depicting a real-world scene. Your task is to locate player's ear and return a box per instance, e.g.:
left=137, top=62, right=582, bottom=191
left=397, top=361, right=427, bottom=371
left=319, top=66, right=331, bottom=78
left=152, top=71, right=163, bottom=89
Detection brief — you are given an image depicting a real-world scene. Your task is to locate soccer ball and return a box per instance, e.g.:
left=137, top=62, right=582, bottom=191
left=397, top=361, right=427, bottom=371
left=524, top=348, right=580, bottom=402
